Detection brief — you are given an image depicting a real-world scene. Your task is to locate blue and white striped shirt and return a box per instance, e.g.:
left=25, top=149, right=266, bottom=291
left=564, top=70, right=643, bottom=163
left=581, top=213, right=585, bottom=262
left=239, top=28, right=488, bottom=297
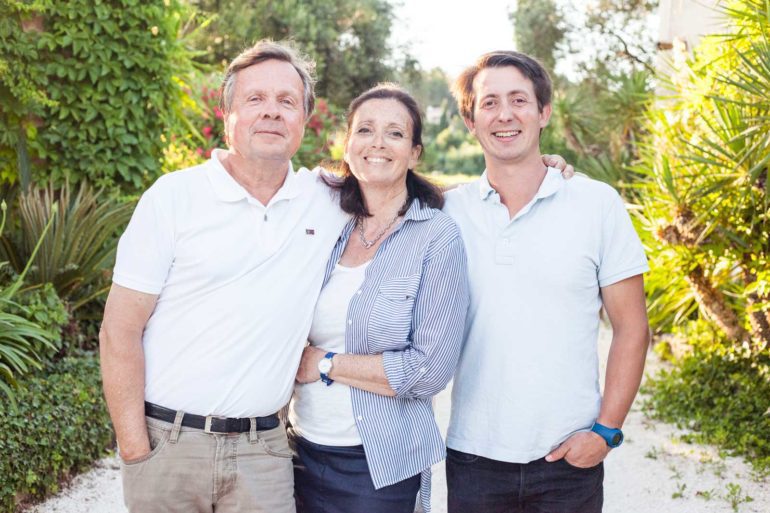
left=322, top=199, right=469, bottom=512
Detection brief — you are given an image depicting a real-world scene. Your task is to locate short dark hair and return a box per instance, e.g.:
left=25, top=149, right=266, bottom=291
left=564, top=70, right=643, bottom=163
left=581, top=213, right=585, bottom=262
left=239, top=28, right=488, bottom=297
left=452, top=51, right=552, bottom=120
left=220, top=40, right=316, bottom=117
left=325, top=83, right=444, bottom=217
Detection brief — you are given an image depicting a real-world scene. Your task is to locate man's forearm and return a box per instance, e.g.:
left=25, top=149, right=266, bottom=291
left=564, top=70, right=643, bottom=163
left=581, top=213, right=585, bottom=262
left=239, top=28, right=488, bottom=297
left=100, top=327, right=150, bottom=460
left=597, top=324, right=649, bottom=428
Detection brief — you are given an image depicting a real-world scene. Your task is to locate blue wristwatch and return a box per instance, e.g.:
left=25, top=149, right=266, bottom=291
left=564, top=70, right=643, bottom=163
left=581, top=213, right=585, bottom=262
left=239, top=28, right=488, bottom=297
left=591, top=422, right=624, bottom=448
left=318, top=351, right=336, bottom=386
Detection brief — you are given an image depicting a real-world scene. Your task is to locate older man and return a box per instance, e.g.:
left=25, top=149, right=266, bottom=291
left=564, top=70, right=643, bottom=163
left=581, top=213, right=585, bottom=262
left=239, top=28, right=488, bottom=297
left=99, top=41, right=348, bottom=513
left=443, top=51, right=650, bottom=513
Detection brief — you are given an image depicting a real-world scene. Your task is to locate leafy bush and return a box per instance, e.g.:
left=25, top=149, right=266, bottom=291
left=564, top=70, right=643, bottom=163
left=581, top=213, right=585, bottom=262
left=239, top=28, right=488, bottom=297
left=294, top=98, right=342, bottom=169
left=0, top=181, right=133, bottom=313
left=643, top=337, right=770, bottom=473
left=0, top=354, right=112, bottom=512
left=1, top=0, right=197, bottom=191
left=5, top=283, right=69, bottom=361
left=0, top=200, right=59, bottom=399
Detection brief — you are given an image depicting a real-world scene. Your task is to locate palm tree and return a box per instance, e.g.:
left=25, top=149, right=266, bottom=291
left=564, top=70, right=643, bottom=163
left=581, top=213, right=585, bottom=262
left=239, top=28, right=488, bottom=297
left=637, top=0, right=770, bottom=346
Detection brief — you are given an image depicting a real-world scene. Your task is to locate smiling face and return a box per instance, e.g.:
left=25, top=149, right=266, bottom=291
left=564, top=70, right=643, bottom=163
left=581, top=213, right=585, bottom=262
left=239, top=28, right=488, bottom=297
left=223, top=59, right=306, bottom=165
left=464, top=65, right=551, bottom=168
left=343, top=98, right=421, bottom=190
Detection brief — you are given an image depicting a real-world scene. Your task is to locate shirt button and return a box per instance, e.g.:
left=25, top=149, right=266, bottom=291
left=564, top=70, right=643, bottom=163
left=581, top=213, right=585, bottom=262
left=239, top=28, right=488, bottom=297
left=357, top=290, right=362, bottom=295
left=357, top=415, right=363, bottom=421
left=348, top=319, right=352, bottom=325
left=419, top=367, right=427, bottom=373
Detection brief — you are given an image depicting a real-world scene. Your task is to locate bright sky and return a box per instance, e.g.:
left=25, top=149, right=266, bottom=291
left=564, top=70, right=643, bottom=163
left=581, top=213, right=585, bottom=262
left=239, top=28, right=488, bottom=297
left=391, top=0, right=518, bottom=79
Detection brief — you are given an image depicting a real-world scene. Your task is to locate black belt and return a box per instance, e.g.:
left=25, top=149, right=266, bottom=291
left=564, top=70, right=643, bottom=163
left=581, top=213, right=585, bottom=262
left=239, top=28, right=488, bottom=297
left=145, top=402, right=279, bottom=434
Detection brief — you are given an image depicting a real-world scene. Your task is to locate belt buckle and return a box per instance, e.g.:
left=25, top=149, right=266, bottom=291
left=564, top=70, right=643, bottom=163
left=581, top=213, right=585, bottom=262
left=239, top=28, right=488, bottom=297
left=204, top=415, right=227, bottom=433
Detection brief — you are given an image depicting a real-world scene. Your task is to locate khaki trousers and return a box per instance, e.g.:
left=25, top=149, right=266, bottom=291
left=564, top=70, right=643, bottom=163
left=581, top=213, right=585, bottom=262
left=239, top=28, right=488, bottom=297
left=120, top=414, right=295, bottom=513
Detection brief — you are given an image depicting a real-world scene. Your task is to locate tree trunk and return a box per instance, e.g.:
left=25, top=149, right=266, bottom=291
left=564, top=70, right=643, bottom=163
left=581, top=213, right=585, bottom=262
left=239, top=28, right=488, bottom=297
left=742, top=267, right=770, bottom=345
left=658, top=217, right=748, bottom=343
left=685, top=266, right=749, bottom=343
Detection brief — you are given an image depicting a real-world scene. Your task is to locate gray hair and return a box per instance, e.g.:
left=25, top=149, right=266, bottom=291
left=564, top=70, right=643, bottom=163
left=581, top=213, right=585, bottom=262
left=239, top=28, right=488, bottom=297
left=219, top=40, right=316, bottom=117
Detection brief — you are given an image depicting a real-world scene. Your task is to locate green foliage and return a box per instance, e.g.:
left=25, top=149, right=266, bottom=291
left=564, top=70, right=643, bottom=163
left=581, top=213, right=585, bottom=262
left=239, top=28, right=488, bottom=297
left=187, top=0, right=399, bottom=107
left=511, top=0, right=564, bottom=72
left=0, top=182, right=133, bottom=312
left=643, top=334, right=770, bottom=473
left=422, top=116, right=485, bottom=175
left=636, top=0, right=770, bottom=342
left=294, top=98, right=343, bottom=169
left=0, top=354, right=112, bottom=512
left=0, top=0, right=198, bottom=191
left=0, top=199, right=59, bottom=400
left=5, top=283, right=68, bottom=359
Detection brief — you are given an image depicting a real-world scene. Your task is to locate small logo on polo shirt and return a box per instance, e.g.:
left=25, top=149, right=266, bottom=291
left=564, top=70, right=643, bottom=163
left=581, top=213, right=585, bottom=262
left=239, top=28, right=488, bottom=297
left=305, top=228, right=315, bottom=235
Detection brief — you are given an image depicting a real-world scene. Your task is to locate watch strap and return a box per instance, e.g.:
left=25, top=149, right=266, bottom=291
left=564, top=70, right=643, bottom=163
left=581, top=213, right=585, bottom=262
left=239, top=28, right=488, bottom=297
left=319, top=351, right=336, bottom=386
left=591, top=422, right=624, bottom=448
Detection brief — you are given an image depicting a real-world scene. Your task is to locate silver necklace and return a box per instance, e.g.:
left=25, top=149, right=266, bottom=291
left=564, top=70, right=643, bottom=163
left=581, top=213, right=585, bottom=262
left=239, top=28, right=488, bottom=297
left=356, top=200, right=408, bottom=249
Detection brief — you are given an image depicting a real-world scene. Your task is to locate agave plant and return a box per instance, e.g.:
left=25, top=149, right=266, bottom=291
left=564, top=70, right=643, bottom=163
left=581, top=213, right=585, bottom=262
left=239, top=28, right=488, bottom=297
left=0, top=200, right=58, bottom=400
left=636, top=0, right=770, bottom=346
left=0, top=181, right=133, bottom=312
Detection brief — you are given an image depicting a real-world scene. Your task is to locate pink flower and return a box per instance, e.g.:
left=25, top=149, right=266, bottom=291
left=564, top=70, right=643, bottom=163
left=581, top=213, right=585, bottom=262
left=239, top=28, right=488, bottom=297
left=202, top=125, right=213, bottom=138
left=214, top=107, right=224, bottom=120
left=196, top=147, right=204, bottom=156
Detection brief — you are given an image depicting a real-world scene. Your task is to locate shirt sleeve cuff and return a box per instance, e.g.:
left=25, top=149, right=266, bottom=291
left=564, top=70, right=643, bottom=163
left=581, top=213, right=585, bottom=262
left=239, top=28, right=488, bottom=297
left=382, top=350, right=408, bottom=394
left=598, top=263, right=649, bottom=288
left=112, top=273, right=163, bottom=295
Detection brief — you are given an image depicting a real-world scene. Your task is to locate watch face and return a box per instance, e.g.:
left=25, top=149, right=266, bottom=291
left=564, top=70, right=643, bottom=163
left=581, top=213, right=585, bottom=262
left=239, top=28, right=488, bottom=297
left=318, top=358, right=332, bottom=374
left=611, top=433, right=622, bottom=446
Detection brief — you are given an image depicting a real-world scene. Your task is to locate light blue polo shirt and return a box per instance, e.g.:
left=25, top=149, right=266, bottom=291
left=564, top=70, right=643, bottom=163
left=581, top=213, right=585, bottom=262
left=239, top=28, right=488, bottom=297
left=443, top=168, right=648, bottom=463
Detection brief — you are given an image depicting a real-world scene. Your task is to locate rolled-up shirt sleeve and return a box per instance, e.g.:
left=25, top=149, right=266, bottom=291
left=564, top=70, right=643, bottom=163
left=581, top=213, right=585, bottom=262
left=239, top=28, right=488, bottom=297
left=382, top=233, right=469, bottom=399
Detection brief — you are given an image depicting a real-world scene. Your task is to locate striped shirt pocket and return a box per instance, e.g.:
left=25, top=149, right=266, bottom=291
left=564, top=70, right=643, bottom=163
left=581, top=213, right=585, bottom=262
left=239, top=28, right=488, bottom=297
left=367, top=275, right=420, bottom=352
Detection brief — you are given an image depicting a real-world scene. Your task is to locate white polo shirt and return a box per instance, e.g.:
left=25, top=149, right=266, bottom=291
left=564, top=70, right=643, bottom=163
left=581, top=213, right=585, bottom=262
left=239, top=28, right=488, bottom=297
left=443, top=168, right=648, bottom=463
left=113, top=150, right=349, bottom=417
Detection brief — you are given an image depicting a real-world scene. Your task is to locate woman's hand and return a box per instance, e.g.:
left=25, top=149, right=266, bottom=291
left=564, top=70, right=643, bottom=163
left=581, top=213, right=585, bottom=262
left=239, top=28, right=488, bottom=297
left=295, top=345, right=325, bottom=384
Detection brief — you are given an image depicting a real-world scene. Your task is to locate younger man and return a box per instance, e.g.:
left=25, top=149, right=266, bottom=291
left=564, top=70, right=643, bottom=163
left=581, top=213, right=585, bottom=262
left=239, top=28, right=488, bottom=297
left=443, top=51, right=650, bottom=513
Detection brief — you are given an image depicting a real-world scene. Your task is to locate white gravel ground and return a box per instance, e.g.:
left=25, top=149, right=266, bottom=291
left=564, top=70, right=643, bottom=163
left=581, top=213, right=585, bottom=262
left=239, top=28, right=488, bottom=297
left=30, top=324, right=769, bottom=513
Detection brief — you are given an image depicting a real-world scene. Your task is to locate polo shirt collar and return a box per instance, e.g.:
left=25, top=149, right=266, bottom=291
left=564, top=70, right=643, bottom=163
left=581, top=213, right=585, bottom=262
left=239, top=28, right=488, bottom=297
left=478, top=170, right=496, bottom=200
left=206, top=149, right=299, bottom=203
left=478, top=166, right=565, bottom=202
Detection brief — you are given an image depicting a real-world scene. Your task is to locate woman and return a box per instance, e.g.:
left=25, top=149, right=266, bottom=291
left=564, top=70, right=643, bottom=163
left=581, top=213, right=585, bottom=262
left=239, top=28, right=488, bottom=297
left=289, top=84, right=469, bottom=513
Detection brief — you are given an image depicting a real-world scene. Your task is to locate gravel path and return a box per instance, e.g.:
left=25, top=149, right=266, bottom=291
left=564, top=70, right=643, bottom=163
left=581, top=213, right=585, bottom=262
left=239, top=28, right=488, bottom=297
left=30, top=325, right=769, bottom=513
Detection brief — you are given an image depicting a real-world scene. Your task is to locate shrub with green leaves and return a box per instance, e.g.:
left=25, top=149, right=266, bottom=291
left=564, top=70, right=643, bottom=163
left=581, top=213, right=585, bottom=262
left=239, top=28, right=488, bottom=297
left=0, top=200, right=59, bottom=399
left=643, top=334, right=770, bottom=473
left=0, top=354, right=112, bottom=512
left=0, top=181, right=133, bottom=313
left=1, top=0, right=196, bottom=191
left=5, top=283, right=69, bottom=360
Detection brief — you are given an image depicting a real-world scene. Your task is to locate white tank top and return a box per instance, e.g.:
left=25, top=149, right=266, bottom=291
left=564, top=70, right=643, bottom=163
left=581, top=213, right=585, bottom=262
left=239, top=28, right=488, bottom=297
left=289, top=261, right=369, bottom=446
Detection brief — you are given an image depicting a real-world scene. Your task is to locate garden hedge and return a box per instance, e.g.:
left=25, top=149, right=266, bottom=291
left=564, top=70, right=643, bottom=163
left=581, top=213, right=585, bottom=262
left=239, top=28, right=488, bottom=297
left=0, top=353, right=112, bottom=512
left=1, top=0, right=193, bottom=191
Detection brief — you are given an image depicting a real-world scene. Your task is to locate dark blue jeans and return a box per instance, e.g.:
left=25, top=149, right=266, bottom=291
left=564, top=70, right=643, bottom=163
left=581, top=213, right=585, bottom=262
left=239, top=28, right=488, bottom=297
left=446, top=448, right=604, bottom=513
left=290, top=432, right=420, bottom=513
